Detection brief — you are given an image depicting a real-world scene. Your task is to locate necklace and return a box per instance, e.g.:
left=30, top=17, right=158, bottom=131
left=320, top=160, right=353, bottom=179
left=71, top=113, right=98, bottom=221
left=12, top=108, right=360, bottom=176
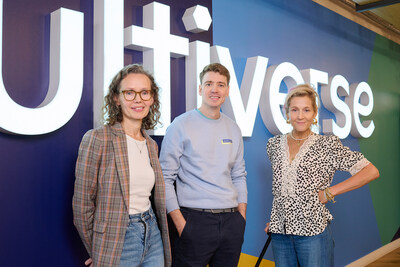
left=290, top=131, right=312, bottom=146
left=134, top=139, right=146, bottom=154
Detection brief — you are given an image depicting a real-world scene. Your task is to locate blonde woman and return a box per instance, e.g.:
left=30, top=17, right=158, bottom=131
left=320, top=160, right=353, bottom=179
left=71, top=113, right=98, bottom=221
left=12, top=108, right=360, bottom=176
left=264, top=84, right=379, bottom=267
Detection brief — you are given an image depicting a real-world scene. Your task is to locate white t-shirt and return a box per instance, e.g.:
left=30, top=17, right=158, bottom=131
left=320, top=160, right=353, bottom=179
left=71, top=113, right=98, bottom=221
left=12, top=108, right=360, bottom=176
left=126, top=135, right=155, bottom=214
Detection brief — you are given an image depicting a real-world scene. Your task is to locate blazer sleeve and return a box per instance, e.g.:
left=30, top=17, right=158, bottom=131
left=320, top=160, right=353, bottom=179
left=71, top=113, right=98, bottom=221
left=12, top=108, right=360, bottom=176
left=72, top=129, right=102, bottom=256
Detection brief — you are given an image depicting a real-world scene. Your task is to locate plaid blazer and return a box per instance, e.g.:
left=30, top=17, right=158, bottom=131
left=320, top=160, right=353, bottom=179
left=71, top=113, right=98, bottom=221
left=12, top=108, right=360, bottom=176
left=73, top=123, right=171, bottom=266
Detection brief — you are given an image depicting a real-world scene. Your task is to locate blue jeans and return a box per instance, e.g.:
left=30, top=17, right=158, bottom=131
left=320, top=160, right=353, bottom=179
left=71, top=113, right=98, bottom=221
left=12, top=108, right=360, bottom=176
left=119, top=207, right=164, bottom=267
left=271, top=224, right=334, bottom=267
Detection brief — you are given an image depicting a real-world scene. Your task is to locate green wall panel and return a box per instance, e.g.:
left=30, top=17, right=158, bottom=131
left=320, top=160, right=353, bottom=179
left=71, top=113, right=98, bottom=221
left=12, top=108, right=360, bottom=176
left=361, top=34, right=400, bottom=244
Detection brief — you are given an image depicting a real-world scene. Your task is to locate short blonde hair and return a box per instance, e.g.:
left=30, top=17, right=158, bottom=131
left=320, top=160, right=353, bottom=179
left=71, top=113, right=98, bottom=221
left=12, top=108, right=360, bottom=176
left=284, top=84, right=319, bottom=118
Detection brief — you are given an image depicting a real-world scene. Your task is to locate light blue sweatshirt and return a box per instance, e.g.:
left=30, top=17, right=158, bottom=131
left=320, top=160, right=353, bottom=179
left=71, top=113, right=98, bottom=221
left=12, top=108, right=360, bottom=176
left=159, top=109, right=247, bottom=213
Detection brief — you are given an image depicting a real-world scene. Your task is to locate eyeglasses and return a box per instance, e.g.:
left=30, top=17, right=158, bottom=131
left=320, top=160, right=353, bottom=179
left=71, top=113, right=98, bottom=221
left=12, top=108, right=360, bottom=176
left=120, top=90, right=153, bottom=101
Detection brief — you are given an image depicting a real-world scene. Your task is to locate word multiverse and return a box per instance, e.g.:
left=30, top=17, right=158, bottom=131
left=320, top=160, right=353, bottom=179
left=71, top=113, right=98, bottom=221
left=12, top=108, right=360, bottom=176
left=0, top=0, right=373, bottom=139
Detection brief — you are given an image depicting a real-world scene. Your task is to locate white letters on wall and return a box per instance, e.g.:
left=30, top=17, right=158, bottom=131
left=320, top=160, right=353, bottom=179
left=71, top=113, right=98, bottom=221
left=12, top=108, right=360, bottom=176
left=259, top=62, right=305, bottom=135
left=1, top=1, right=375, bottom=139
left=347, top=82, right=375, bottom=138
left=211, top=46, right=268, bottom=137
left=0, top=2, right=83, bottom=135
left=93, top=0, right=124, bottom=128
left=124, top=2, right=189, bottom=135
left=321, top=75, right=352, bottom=139
left=185, top=41, right=210, bottom=111
left=301, top=68, right=329, bottom=134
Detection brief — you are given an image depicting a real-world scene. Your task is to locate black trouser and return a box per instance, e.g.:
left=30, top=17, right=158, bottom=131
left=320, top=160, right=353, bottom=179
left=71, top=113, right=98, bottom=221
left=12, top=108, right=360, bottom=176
left=172, top=207, right=246, bottom=267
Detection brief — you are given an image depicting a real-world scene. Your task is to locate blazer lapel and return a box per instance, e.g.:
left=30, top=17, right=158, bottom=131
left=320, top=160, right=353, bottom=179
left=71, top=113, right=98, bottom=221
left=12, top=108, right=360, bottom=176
left=110, top=123, right=130, bottom=212
left=143, top=130, right=165, bottom=201
left=143, top=130, right=157, bottom=169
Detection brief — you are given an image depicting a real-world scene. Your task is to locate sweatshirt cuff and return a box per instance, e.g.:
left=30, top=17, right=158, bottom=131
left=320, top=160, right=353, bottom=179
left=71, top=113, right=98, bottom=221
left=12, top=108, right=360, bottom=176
left=237, top=192, right=248, bottom=205
left=166, top=198, right=180, bottom=214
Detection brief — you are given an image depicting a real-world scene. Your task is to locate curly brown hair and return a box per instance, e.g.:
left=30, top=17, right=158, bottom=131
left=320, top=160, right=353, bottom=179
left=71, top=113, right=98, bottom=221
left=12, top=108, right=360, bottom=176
left=103, top=64, right=161, bottom=130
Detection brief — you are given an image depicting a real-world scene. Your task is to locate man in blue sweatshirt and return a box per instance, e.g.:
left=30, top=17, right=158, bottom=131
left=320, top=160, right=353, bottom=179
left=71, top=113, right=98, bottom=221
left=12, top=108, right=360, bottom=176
left=159, top=63, right=247, bottom=267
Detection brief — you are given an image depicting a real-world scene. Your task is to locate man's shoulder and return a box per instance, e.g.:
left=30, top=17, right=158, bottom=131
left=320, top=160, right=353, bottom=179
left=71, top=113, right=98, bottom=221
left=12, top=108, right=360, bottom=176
left=164, top=110, right=198, bottom=137
left=220, top=113, right=242, bottom=132
left=171, top=110, right=198, bottom=125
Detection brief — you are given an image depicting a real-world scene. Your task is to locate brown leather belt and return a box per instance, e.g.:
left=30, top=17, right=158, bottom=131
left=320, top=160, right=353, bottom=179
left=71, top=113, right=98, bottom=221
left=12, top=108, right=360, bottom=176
left=182, top=207, right=238, bottom=213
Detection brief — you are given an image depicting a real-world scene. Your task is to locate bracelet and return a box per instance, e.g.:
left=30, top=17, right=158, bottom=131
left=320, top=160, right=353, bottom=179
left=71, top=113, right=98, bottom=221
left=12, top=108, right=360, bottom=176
left=323, top=190, right=328, bottom=202
left=324, top=187, right=336, bottom=203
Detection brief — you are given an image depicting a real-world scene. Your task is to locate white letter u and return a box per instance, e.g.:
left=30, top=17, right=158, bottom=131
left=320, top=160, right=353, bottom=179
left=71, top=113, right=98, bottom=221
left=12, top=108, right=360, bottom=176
left=0, top=2, right=84, bottom=135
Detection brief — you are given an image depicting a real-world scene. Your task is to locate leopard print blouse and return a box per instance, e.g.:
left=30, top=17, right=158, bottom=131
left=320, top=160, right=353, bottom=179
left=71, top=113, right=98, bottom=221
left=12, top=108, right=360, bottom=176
left=266, top=133, right=370, bottom=236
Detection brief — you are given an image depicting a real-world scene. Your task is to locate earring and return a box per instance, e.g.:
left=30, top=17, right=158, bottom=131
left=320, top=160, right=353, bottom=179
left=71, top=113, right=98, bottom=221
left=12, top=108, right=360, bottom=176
left=286, top=119, right=290, bottom=124
left=312, top=118, right=318, bottom=125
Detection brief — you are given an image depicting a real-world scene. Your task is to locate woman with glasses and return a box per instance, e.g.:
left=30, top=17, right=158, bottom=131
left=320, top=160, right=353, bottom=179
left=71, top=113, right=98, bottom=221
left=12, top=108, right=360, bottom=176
left=73, top=64, right=171, bottom=267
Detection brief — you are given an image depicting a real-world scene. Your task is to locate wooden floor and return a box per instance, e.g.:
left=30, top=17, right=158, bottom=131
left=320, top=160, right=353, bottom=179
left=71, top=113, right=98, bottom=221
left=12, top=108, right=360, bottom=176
left=347, top=238, right=400, bottom=266
left=366, top=246, right=400, bottom=266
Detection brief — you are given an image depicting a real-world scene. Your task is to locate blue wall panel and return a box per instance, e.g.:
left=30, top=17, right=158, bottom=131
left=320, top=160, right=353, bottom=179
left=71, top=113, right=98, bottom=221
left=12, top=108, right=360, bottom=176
left=213, top=0, right=381, bottom=265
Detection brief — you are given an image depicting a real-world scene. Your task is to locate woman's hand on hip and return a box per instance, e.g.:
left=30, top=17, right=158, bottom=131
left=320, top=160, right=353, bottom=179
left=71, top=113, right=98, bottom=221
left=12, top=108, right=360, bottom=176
left=319, top=190, right=328, bottom=204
